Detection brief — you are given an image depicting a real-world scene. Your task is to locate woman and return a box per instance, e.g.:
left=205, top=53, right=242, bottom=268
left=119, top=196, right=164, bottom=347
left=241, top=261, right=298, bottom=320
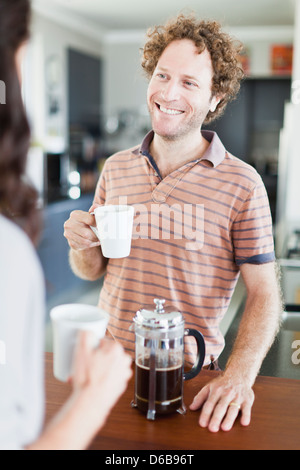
left=0, top=0, right=132, bottom=450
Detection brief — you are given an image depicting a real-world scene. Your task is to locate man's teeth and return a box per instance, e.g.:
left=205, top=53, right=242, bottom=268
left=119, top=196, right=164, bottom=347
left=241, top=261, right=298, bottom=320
left=159, top=105, right=183, bottom=115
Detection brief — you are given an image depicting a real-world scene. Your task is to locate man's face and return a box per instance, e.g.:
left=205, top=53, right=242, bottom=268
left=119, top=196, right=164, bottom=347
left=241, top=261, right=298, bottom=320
left=147, top=39, right=218, bottom=141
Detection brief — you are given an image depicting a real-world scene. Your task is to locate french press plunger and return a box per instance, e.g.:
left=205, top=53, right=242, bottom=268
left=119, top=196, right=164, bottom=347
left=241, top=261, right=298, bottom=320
left=131, top=298, right=206, bottom=420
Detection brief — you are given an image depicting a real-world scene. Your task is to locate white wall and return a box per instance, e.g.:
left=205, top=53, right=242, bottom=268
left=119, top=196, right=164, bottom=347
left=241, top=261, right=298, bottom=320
left=24, top=12, right=104, bottom=153
left=103, top=39, right=148, bottom=117
left=231, top=26, right=294, bottom=76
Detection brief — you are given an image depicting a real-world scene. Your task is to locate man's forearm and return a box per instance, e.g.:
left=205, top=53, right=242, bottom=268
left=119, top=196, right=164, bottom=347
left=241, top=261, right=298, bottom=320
left=224, top=285, right=282, bottom=386
left=69, top=247, right=107, bottom=281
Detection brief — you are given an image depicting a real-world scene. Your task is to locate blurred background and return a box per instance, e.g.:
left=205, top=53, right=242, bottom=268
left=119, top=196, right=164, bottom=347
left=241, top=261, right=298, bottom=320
left=21, top=0, right=300, bottom=377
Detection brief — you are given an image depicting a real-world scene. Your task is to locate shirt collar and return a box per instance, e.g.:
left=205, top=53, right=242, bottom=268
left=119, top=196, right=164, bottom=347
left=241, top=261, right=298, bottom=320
left=200, top=130, right=226, bottom=167
left=135, top=129, right=226, bottom=168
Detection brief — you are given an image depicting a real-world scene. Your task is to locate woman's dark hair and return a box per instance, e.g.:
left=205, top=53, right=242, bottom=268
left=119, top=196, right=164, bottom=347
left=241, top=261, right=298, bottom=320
left=0, top=0, right=41, bottom=244
left=141, top=13, right=245, bottom=124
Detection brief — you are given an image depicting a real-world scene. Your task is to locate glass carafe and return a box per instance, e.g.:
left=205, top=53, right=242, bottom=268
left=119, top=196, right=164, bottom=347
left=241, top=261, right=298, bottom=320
left=131, top=298, right=206, bottom=420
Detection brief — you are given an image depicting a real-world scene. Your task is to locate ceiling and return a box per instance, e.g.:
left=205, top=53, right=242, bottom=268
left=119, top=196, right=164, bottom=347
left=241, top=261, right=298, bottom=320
left=33, top=0, right=296, bottom=31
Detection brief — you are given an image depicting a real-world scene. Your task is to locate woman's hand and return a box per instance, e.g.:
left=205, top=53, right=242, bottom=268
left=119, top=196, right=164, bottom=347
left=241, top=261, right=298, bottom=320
left=71, top=332, right=133, bottom=420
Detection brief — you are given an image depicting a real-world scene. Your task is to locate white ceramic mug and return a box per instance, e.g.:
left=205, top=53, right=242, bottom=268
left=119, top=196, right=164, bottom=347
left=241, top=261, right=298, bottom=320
left=50, top=303, right=109, bottom=382
left=90, top=205, right=134, bottom=258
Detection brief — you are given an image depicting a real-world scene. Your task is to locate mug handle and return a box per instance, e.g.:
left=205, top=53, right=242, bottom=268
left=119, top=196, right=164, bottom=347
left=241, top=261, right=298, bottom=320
left=89, top=212, right=101, bottom=243
left=183, top=328, right=206, bottom=381
left=90, top=224, right=100, bottom=240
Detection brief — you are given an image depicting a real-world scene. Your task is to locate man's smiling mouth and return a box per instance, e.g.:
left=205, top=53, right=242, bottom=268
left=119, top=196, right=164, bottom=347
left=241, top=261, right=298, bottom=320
left=156, top=103, right=184, bottom=115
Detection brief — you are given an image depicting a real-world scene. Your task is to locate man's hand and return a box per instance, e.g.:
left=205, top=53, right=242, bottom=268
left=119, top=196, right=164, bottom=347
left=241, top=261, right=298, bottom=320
left=189, top=373, right=254, bottom=432
left=64, top=204, right=108, bottom=281
left=63, top=209, right=100, bottom=251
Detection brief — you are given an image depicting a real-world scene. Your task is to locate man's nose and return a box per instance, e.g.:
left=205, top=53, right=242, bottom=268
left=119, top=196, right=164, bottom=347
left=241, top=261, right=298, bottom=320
left=161, top=80, right=180, bottom=101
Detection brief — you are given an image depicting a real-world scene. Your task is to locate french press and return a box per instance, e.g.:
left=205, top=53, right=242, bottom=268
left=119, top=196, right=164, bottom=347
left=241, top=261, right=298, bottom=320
left=131, top=298, right=206, bottom=420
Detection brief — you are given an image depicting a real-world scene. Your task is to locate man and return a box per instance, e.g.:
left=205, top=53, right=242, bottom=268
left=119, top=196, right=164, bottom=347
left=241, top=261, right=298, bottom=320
left=64, top=14, right=282, bottom=433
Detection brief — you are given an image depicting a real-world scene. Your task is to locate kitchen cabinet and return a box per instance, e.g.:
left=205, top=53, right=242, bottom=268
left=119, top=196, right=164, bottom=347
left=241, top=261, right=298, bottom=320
left=205, top=78, right=291, bottom=161
left=205, top=77, right=291, bottom=223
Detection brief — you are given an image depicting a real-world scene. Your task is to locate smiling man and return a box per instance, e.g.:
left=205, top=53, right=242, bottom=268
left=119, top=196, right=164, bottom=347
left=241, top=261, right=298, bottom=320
left=64, top=13, right=282, bottom=433
left=146, top=40, right=221, bottom=177
left=147, top=42, right=219, bottom=135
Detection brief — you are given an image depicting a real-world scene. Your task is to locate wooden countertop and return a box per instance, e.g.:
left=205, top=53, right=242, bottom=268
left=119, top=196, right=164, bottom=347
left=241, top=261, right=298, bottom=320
left=44, top=352, right=300, bottom=450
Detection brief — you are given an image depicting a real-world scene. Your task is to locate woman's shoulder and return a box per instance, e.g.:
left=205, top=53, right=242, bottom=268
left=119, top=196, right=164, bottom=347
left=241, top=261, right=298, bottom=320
left=0, top=215, right=33, bottom=250
left=0, top=215, right=43, bottom=279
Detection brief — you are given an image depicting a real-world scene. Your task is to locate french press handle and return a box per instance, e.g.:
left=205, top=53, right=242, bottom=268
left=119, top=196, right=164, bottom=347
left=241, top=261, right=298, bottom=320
left=183, top=328, right=206, bottom=380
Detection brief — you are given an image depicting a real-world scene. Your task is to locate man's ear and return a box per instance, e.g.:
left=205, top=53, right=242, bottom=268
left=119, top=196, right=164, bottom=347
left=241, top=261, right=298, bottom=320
left=209, top=95, right=223, bottom=113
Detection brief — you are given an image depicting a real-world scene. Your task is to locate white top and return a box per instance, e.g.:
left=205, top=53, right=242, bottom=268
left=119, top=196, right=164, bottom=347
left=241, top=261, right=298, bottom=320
left=0, top=215, right=45, bottom=449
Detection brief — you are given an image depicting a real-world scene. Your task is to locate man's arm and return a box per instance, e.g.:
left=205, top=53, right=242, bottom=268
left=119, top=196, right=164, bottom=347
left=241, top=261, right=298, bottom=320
left=190, top=261, right=283, bottom=432
left=69, top=246, right=108, bottom=282
left=64, top=209, right=108, bottom=281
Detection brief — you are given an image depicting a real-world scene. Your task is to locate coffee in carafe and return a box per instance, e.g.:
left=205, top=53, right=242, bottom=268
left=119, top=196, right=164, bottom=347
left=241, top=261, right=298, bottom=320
left=135, top=353, right=183, bottom=415
left=131, top=299, right=206, bottom=420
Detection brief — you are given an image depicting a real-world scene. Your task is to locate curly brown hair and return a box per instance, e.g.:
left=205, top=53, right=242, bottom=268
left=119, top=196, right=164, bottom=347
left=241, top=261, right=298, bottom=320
left=141, top=13, right=245, bottom=124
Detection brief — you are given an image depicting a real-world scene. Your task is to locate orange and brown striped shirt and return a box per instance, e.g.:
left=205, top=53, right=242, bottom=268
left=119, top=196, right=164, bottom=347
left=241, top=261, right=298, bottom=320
left=93, top=130, right=275, bottom=366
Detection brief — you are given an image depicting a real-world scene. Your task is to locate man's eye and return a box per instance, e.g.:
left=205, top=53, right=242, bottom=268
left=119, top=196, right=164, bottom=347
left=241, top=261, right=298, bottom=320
left=185, top=81, right=196, bottom=87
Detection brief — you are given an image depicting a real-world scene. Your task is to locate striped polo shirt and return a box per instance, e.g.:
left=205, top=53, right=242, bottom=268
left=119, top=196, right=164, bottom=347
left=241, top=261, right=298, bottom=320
left=93, top=130, right=275, bottom=366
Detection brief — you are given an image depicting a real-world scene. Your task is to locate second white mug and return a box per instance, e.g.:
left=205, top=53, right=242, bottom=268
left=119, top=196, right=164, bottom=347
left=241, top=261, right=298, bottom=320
left=50, top=303, right=109, bottom=382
